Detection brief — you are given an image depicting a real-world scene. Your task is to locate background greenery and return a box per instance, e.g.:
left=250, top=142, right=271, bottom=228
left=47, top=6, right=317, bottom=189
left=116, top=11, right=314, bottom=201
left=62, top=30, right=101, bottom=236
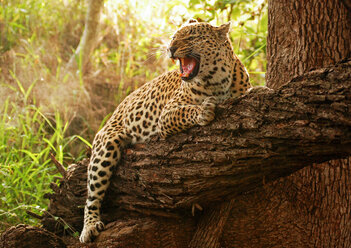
left=0, top=0, right=267, bottom=231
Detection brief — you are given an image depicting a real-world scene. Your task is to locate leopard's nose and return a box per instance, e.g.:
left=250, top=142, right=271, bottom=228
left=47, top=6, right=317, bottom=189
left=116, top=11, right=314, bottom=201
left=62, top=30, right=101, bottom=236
left=168, top=46, right=178, bottom=58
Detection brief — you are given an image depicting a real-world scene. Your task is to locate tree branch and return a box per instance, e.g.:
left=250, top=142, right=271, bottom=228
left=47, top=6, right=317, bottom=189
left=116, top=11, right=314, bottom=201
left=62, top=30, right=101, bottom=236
left=112, top=59, right=351, bottom=215
left=41, top=59, right=351, bottom=247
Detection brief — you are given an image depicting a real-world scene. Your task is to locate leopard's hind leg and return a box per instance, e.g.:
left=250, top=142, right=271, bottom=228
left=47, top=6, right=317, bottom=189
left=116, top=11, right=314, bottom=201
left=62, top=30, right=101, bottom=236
left=79, top=126, right=128, bottom=243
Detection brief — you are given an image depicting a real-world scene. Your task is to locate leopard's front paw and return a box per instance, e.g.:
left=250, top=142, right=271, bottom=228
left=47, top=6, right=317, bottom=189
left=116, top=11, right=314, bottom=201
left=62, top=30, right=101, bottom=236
left=79, top=220, right=105, bottom=243
left=197, top=96, right=216, bottom=126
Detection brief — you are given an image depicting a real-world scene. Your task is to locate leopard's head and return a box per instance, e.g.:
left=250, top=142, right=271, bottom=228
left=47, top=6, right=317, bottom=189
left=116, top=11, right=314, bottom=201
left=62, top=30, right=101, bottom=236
left=168, top=19, right=232, bottom=82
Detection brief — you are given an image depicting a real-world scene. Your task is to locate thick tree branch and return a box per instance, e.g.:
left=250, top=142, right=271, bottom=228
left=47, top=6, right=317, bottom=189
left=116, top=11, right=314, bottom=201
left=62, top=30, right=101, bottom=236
left=41, top=59, right=351, bottom=246
left=111, top=59, right=351, bottom=215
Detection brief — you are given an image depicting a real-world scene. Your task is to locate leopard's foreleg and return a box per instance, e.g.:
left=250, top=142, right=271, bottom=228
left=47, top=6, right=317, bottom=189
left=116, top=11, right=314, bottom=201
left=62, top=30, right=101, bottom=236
left=79, top=126, right=128, bottom=243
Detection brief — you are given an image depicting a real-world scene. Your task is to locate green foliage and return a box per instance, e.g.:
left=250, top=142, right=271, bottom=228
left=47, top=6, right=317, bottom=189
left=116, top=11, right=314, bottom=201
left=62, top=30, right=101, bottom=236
left=0, top=79, right=89, bottom=230
left=0, top=0, right=85, bottom=52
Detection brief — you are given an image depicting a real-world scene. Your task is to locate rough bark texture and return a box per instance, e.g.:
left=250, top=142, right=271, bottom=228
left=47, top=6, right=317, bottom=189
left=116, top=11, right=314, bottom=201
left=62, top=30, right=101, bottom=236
left=0, top=224, right=66, bottom=248
left=263, top=1, right=351, bottom=248
left=341, top=0, right=351, bottom=15
left=266, top=0, right=351, bottom=89
left=221, top=157, right=351, bottom=248
left=31, top=59, right=350, bottom=247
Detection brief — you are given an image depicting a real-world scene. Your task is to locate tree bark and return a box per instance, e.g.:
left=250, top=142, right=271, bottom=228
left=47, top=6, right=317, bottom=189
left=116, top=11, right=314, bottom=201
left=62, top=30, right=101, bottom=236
left=37, top=59, right=351, bottom=247
left=194, top=2, right=351, bottom=245
left=0, top=224, right=66, bottom=248
left=66, top=0, right=104, bottom=72
left=266, top=0, right=351, bottom=89
left=255, top=0, right=351, bottom=247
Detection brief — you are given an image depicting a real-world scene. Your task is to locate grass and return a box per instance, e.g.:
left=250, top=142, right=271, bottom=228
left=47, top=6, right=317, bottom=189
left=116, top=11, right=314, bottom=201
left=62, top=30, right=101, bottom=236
left=0, top=92, right=90, bottom=231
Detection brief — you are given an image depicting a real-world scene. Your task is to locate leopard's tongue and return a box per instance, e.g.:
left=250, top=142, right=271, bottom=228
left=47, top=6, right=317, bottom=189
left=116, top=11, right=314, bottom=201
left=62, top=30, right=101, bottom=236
left=179, top=57, right=197, bottom=77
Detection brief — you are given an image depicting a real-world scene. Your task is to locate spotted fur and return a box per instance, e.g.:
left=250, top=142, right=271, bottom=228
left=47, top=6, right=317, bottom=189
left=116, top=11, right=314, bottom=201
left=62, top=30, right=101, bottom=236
left=79, top=20, right=251, bottom=243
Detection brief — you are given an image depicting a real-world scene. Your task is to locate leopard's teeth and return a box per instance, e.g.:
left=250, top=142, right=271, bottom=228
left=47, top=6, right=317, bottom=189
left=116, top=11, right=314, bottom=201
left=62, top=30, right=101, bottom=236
left=180, top=72, right=189, bottom=77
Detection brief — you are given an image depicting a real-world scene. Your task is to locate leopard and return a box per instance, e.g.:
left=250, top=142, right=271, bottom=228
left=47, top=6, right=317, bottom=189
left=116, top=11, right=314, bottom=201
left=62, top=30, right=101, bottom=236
left=79, top=19, right=251, bottom=243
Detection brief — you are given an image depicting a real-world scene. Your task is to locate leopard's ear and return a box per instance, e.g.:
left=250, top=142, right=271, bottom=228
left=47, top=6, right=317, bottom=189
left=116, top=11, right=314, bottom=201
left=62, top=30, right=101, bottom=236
left=187, top=18, right=198, bottom=24
left=216, top=22, right=231, bottom=40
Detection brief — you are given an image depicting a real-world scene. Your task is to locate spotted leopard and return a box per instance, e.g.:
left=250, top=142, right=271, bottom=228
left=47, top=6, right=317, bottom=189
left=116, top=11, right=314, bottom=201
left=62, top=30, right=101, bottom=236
left=79, top=19, right=251, bottom=243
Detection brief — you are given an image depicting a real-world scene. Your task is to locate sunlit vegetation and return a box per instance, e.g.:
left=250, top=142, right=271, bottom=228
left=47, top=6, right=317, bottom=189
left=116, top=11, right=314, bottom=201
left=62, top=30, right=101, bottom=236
left=0, top=0, right=267, bottom=230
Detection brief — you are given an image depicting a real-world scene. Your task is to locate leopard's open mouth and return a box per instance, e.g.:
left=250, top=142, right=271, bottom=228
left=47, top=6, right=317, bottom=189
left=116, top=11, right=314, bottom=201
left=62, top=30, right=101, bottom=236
left=177, top=56, right=200, bottom=81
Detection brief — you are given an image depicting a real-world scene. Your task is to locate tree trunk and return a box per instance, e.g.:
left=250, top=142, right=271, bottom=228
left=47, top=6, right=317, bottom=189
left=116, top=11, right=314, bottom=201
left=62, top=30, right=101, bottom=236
left=246, top=0, right=351, bottom=247
left=66, top=0, right=104, bottom=72
left=266, top=0, right=351, bottom=89
left=35, top=59, right=351, bottom=247
left=192, top=1, right=351, bottom=243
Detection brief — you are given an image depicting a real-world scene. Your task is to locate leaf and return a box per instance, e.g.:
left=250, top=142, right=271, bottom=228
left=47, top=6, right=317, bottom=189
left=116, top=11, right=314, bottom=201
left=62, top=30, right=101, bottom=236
left=9, top=70, right=26, bottom=97
left=99, top=113, right=112, bottom=131
left=243, top=42, right=266, bottom=63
